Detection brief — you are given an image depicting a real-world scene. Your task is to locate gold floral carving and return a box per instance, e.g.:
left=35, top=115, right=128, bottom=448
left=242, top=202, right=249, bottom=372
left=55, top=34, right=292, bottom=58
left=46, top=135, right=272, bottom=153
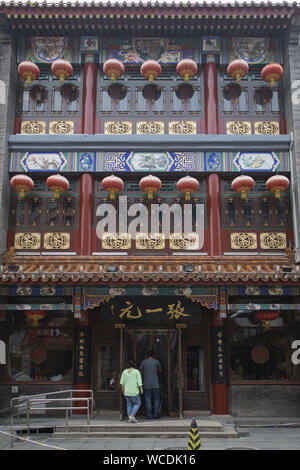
left=43, top=233, right=70, bottom=249
left=49, top=121, right=74, bottom=135
left=102, top=233, right=131, bottom=249
left=254, top=121, right=280, bottom=135
left=136, top=121, right=164, bottom=135
left=231, top=232, right=257, bottom=249
left=21, top=121, right=46, bottom=134
left=170, top=233, right=199, bottom=250
left=168, top=121, right=197, bottom=135
left=136, top=233, right=165, bottom=249
left=104, top=121, right=132, bottom=135
left=14, top=233, right=41, bottom=249
left=226, top=121, right=251, bottom=135
left=260, top=232, right=287, bottom=249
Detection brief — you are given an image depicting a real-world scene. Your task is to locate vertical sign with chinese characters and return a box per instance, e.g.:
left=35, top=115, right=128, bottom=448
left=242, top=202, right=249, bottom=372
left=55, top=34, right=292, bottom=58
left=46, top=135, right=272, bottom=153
left=211, top=326, right=228, bottom=383
left=74, top=326, right=91, bottom=384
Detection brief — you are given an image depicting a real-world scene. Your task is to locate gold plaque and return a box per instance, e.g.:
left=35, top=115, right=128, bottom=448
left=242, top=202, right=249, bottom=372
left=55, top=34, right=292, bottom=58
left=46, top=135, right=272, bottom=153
left=136, top=233, right=165, bottom=249
left=49, top=121, right=74, bottom=135
left=231, top=233, right=257, bottom=250
left=43, top=233, right=70, bottom=249
left=14, top=233, right=41, bottom=249
left=136, top=121, right=164, bottom=135
left=226, top=121, right=251, bottom=135
left=104, top=121, right=132, bottom=135
left=170, top=233, right=199, bottom=250
left=260, top=232, right=287, bottom=249
left=254, top=121, right=280, bottom=135
left=169, top=121, right=197, bottom=135
left=102, top=233, right=131, bottom=249
left=21, top=121, right=46, bottom=134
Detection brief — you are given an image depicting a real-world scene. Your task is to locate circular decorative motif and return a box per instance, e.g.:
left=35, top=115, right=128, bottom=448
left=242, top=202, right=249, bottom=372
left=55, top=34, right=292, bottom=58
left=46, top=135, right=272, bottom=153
left=80, top=153, right=93, bottom=170
left=31, top=345, right=47, bottom=365
left=15, top=233, right=40, bottom=249
left=251, top=346, right=270, bottom=364
left=262, top=233, right=283, bottom=249
left=233, top=38, right=269, bottom=64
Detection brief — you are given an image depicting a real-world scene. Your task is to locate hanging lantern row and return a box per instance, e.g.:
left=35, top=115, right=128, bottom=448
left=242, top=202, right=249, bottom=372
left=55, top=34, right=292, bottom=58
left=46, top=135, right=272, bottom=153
left=227, top=59, right=283, bottom=87
left=101, top=175, right=200, bottom=201
left=255, top=311, right=279, bottom=330
left=10, top=174, right=69, bottom=199
left=231, top=174, right=290, bottom=199
left=18, top=59, right=73, bottom=85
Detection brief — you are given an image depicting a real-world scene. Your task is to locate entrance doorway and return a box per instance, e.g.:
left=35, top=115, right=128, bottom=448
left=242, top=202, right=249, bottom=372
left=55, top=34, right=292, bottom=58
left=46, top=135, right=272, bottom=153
left=125, top=329, right=178, bottom=417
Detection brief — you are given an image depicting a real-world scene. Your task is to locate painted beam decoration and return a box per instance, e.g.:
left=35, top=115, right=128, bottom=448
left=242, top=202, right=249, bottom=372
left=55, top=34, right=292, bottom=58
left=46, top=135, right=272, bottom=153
left=10, top=151, right=290, bottom=173
left=17, top=36, right=283, bottom=66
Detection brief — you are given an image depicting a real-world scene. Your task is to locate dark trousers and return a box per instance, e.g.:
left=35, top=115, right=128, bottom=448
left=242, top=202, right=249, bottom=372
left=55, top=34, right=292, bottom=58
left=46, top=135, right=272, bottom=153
left=144, top=388, right=160, bottom=418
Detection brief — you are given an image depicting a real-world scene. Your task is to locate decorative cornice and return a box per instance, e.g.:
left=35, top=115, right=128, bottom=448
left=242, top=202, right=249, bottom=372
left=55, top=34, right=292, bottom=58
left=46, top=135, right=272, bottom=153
left=8, top=134, right=292, bottom=154
left=1, top=254, right=299, bottom=284
left=0, top=1, right=295, bottom=35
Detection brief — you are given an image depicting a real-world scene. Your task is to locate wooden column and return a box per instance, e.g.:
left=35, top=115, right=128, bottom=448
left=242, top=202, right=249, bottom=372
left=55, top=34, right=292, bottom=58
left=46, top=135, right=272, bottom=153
left=82, top=54, right=97, bottom=134
left=79, top=173, right=94, bottom=256
left=204, top=54, right=218, bottom=134
left=78, top=55, right=97, bottom=256
left=207, top=173, right=222, bottom=257
left=210, top=311, right=229, bottom=415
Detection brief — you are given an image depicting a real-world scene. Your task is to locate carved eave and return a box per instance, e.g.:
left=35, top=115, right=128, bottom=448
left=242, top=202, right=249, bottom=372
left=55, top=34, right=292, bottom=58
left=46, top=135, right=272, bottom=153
left=0, top=1, right=295, bottom=36
left=1, top=254, right=299, bottom=284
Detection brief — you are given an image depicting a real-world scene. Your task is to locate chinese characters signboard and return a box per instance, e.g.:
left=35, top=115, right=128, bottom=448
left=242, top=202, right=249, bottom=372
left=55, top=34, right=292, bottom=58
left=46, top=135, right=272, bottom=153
left=211, top=327, right=228, bottom=383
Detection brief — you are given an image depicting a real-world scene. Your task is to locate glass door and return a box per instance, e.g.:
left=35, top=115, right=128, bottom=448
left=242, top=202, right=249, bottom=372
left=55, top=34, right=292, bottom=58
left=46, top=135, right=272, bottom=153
left=125, top=329, right=178, bottom=416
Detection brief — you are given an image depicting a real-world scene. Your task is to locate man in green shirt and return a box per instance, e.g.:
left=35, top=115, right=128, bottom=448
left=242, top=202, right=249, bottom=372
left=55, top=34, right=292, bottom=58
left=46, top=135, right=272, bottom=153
left=120, top=360, right=143, bottom=423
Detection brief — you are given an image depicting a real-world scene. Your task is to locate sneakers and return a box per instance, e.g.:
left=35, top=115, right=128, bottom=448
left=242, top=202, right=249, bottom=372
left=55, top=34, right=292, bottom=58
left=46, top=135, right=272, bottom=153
left=129, top=415, right=138, bottom=423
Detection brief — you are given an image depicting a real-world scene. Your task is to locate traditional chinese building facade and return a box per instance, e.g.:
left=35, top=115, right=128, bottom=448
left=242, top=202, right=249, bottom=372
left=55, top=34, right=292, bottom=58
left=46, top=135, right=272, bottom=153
left=0, top=0, right=300, bottom=418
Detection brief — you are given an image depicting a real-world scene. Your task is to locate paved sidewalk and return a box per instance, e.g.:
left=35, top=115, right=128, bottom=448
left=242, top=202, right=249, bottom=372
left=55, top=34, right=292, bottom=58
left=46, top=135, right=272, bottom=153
left=1, top=415, right=300, bottom=451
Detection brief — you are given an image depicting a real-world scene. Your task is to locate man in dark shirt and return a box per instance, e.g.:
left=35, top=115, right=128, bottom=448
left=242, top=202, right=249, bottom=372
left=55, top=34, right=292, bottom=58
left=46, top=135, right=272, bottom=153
left=140, top=350, right=162, bottom=419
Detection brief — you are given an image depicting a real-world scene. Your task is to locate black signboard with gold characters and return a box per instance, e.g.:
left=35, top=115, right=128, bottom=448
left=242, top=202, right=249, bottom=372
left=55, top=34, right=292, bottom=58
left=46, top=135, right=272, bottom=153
left=211, top=326, right=228, bottom=383
left=74, top=326, right=91, bottom=384
left=98, top=296, right=205, bottom=326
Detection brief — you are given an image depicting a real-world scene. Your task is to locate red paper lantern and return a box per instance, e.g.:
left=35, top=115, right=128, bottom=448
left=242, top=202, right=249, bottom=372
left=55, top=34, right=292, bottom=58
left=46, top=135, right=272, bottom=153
left=227, top=59, right=249, bottom=82
left=140, top=60, right=162, bottom=82
left=266, top=175, right=289, bottom=199
left=101, top=175, right=124, bottom=199
left=255, top=311, right=279, bottom=330
left=176, top=59, right=198, bottom=82
left=139, top=175, right=162, bottom=199
left=103, top=58, right=125, bottom=81
left=18, top=61, right=40, bottom=85
left=10, top=174, right=34, bottom=198
left=177, top=176, right=199, bottom=200
left=261, top=63, right=283, bottom=88
left=46, top=174, right=69, bottom=198
left=25, top=310, right=47, bottom=327
left=51, top=59, right=73, bottom=83
left=231, top=175, right=255, bottom=199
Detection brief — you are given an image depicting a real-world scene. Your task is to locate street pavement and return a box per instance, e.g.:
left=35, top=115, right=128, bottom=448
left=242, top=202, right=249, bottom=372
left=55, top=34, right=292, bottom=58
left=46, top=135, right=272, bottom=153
left=1, top=416, right=300, bottom=451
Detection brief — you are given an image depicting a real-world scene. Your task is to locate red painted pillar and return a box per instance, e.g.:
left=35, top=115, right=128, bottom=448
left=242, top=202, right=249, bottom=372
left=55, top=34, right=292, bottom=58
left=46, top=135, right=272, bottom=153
left=79, top=173, right=94, bottom=256
left=79, top=55, right=96, bottom=256
left=82, top=55, right=97, bottom=134
left=207, top=173, right=222, bottom=257
left=204, top=54, right=218, bottom=134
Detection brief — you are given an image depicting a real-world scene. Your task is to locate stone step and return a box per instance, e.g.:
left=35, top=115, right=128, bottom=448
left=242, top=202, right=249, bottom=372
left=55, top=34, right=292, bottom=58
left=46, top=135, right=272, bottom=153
left=52, top=427, right=238, bottom=439
left=54, top=423, right=223, bottom=433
